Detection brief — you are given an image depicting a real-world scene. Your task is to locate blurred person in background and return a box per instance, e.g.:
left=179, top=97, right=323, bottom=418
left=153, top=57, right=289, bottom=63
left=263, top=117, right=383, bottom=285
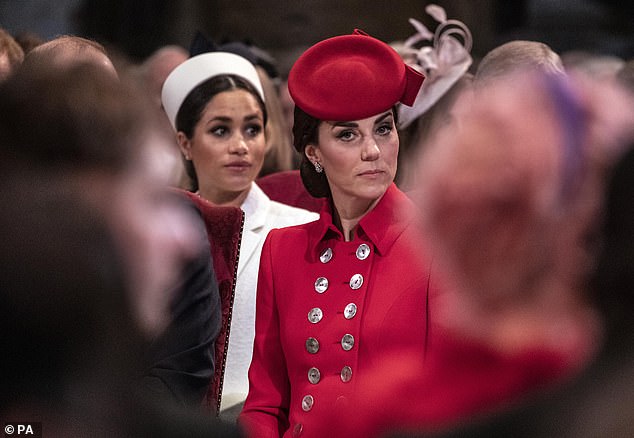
left=421, top=122, right=634, bottom=438
left=12, top=30, right=44, bottom=54
left=0, top=27, right=24, bottom=82
left=392, top=4, right=474, bottom=192
left=474, top=38, right=565, bottom=87
left=134, top=44, right=190, bottom=188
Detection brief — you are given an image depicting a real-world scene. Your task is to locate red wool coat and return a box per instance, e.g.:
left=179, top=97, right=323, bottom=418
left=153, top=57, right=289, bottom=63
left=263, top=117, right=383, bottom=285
left=239, top=184, right=438, bottom=438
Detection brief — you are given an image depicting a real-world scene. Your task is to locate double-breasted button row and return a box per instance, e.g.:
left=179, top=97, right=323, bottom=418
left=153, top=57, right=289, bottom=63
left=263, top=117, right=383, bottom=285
left=306, top=366, right=352, bottom=384
left=305, top=334, right=354, bottom=353
left=301, top=244, right=368, bottom=425
left=307, top=304, right=357, bottom=324
left=319, top=243, right=372, bottom=264
left=314, top=274, right=365, bottom=293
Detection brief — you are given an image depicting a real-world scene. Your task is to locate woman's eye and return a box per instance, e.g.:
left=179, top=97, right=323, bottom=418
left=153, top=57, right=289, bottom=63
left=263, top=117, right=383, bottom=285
left=336, top=130, right=355, bottom=141
left=210, top=126, right=228, bottom=137
left=245, top=124, right=263, bottom=137
left=376, top=123, right=393, bottom=135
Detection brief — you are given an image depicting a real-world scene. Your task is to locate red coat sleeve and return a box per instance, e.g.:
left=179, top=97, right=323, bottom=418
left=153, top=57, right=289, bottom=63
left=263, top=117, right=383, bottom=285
left=238, top=230, right=290, bottom=438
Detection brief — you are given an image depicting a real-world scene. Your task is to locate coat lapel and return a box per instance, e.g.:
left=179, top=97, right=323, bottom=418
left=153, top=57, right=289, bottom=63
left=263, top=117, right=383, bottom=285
left=237, top=185, right=270, bottom=277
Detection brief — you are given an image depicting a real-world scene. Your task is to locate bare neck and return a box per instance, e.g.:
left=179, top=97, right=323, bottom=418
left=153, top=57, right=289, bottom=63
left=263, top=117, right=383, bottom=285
left=198, top=184, right=251, bottom=208
left=332, top=196, right=380, bottom=242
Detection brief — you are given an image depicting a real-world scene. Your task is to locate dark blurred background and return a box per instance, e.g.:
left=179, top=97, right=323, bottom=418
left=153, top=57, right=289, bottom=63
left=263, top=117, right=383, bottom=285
left=2, top=0, right=634, bottom=75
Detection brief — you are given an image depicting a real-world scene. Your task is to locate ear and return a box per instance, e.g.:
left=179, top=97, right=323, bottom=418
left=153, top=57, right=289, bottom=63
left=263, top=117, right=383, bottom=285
left=304, top=144, right=320, bottom=164
left=176, top=132, right=193, bottom=161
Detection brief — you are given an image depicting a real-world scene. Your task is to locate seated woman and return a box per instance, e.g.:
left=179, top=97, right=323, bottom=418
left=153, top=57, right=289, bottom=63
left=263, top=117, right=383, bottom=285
left=161, top=53, right=318, bottom=416
left=238, top=29, right=440, bottom=438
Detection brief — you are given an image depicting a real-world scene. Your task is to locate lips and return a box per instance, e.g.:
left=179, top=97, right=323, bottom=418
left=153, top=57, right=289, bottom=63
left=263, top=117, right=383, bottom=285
left=358, top=169, right=384, bottom=176
left=225, top=161, right=251, bottom=170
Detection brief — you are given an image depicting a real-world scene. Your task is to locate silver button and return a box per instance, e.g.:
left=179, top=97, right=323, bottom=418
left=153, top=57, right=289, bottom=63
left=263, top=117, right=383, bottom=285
left=314, top=277, right=329, bottom=293
left=340, top=365, right=352, bottom=382
left=356, top=243, right=371, bottom=260
left=341, top=333, right=355, bottom=351
left=302, top=395, right=314, bottom=412
left=308, top=367, right=321, bottom=384
left=349, top=274, right=363, bottom=290
left=308, top=307, right=323, bottom=324
left=306, top=337, right=320, bottom=354
left=344, top=303, right=357, bottom=319
left=293, top=423, right=303, bottom=437
left=319, top=247, right=333, bottom=263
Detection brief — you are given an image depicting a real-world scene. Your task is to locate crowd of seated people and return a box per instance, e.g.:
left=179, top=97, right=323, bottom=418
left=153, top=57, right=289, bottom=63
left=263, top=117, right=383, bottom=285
left=2, top=5, right=634, bottom=436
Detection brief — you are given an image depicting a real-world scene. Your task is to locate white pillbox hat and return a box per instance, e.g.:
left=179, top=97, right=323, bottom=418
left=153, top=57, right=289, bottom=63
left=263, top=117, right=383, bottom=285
left=161, top=52, right=265, bottom=130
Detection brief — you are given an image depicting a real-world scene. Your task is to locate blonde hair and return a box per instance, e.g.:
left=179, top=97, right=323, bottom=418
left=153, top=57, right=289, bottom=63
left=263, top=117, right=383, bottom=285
left=0, top=28, right=25, bottom=80
left=256, top=66, right=296, bottom=176
left=475, top=40, right=565, bottom=87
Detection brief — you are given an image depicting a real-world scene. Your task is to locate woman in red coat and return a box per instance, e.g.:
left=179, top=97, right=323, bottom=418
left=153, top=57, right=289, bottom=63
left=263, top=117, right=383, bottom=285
left=238, top=30, right=436, bottom=438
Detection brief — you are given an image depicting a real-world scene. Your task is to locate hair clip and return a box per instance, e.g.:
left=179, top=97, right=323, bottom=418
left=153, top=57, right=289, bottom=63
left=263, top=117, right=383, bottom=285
left=397, top=4, right=473, bottom=129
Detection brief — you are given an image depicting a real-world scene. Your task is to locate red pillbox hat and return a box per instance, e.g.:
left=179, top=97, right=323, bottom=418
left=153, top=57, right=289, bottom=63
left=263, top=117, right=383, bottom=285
left=288, top=29, right=425, bottom=121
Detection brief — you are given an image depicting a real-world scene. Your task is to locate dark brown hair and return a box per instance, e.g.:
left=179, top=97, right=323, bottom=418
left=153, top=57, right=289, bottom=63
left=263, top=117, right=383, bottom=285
left=292, top=105, right=331, bottom=198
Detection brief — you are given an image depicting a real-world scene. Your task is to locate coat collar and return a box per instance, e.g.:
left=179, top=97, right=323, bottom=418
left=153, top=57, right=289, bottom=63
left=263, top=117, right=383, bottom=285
left=307, top=183, right=415, bottom=257
left=238, top=183, right=271, bottom=276
left=241, top=183, right=270, bottom=233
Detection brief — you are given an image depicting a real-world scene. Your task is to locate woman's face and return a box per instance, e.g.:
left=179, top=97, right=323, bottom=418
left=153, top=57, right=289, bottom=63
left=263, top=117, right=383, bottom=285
left=306, top=110, right=399, bottom=207
left=178, top=89, right=266, bottom=205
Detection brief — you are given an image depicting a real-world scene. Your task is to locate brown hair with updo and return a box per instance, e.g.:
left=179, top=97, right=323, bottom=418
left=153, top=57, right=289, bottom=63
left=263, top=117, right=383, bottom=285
left=292, top=105, right=331, bottom=198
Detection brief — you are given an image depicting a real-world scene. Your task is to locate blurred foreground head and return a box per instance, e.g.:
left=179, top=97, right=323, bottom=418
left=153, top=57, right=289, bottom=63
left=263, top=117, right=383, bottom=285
left=0, top=61, right=202, bottom=336
left=0, top=180, right=135, bottom=416
left=416, top=70, right=634, bottom=315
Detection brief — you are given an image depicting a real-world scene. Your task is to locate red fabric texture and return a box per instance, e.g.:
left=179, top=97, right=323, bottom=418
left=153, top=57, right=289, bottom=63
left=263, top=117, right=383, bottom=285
left=179, top=190, right=244, bottom=415
left=335, top=327, right=573, bottom=437
left=256, top=170, right=324, bottom=213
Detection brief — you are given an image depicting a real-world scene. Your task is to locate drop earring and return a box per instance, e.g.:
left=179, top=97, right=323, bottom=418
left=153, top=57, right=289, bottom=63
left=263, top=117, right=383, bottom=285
left=314, top=162, right=323, bottom=173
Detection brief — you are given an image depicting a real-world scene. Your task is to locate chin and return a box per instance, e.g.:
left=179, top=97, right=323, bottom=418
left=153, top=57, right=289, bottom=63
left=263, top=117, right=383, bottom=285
left=355, top=182, right=390, bottom=200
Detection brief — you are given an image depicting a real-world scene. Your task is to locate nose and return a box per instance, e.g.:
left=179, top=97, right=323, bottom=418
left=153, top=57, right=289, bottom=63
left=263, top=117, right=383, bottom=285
left=228, top=133, right=249, bottom=155
left=361, top=138, right=380, bottom=161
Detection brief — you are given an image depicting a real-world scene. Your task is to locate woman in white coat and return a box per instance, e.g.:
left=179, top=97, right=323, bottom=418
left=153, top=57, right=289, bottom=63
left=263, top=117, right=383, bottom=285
left=161, top=52, right=318, bottom=417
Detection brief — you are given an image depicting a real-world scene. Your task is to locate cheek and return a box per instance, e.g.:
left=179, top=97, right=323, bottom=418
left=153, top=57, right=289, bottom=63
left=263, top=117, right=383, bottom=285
left=250, top=136, right=268, bottom=164
left=191, top=135, right=221, bottom=162
left=383, top=136, right=400, bottom=165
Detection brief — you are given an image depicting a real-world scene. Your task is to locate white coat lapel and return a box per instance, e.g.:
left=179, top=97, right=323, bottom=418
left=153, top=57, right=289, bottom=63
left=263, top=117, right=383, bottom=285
left=237, top=184, right=270, bottom=277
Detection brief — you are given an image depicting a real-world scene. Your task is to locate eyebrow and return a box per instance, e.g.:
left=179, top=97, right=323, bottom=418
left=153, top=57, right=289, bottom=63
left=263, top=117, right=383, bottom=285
left=205, top=113, right=263, bottom=124
left=328, top=111, right=393, bottom=128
